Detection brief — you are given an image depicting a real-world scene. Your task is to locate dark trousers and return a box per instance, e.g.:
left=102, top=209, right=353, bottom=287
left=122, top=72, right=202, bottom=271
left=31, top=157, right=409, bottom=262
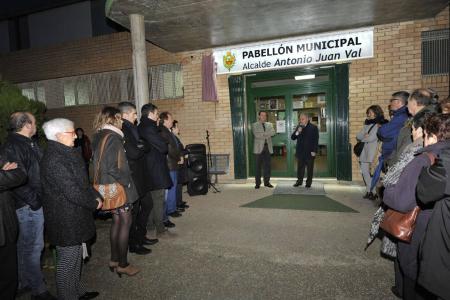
left=0, top=242, right=17, bottom=300
left=129, top=191, right=153, bottom=246
left=176, top=183, right=183, bottom=207
left=255, top=144, right=271, bottom=186
left=394, top=256, right=403, bottom=298
left=297, top=158, right=315, bottom=186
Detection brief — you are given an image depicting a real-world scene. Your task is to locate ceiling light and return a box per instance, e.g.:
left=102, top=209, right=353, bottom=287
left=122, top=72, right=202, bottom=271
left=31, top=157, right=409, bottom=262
left=294, top=74, right=315, bottom=80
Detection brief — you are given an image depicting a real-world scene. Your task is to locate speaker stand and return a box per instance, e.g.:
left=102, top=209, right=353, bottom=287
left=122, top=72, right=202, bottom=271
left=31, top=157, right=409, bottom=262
left=206, top=130, right=220, bottom=193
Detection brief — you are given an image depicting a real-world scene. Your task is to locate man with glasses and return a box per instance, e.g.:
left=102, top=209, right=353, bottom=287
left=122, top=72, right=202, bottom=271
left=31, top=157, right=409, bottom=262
left=377, top=91, right=410, bottom=170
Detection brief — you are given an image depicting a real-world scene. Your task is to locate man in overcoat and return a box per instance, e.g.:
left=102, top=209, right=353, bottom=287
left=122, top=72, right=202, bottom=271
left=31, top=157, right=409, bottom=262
left=291, top=113, right=319, bottom=188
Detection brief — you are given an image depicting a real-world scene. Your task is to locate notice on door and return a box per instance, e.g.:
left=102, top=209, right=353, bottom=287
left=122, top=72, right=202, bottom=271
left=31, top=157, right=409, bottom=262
left=214, top=27, right=373, bottom=74
left=276, top=120, right=286, bottom=133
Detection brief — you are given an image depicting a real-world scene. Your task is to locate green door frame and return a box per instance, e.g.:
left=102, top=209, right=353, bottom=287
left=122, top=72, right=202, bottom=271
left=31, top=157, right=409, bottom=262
left=228, top=64, right=351, bottom=181
left=246, top=68, right=335, bottom=178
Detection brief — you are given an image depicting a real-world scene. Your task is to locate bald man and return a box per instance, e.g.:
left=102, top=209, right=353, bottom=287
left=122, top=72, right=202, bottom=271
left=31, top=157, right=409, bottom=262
left=291, top=113, right=319, bottom=188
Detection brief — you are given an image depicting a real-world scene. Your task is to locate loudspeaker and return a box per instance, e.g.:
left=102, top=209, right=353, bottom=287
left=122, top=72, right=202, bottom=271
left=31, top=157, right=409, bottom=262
left=186, top=144, right=208, bottom=196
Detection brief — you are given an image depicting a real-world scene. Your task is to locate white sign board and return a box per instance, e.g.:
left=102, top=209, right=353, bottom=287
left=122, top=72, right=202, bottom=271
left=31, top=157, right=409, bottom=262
left=214, top=28, right=373, bottom=74
left=276, top=120, right=286, bottom=133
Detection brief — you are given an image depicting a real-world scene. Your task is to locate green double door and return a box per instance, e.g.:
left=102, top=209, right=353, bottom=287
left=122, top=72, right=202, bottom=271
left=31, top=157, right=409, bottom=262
left=247, top=74, right=336, bottom=178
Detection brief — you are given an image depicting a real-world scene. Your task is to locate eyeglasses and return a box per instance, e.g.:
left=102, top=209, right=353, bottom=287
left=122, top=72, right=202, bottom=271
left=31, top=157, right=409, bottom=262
left=62, top=131, right=76, bottom=136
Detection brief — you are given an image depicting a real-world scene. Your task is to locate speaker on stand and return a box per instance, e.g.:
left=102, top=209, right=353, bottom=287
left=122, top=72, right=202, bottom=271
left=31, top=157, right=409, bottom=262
left=186, top=144, right=208, bottom=196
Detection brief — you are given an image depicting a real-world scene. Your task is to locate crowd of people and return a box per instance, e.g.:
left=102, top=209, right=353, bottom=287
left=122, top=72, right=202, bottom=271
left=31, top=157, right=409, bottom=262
left=0, top=102, right=189, bottom=300
left=357, top=89, right=450, bottom=300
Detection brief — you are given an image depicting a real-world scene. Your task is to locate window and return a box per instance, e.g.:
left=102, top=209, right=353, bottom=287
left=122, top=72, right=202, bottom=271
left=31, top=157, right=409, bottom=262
left=16, top=64, right=184, bottom=109
left=422, top=29, right=449, bottom=76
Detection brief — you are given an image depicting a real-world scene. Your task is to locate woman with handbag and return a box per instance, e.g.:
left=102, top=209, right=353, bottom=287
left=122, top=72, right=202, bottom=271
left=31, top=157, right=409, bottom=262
left=382, top=113, right=448, bottom=299
left=92, top=106, right=140, bottom=277
left=416, top=114, right=450, bottom=300
left=356, top=105, right=386, bottom=200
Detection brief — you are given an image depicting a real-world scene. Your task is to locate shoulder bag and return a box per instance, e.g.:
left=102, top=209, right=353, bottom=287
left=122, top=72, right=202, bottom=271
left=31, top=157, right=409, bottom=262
left=93, top=133, right=127, bottom=211
left=380, top=152, right=436, bottom=242
left=353, top=124, right=376, bottom=157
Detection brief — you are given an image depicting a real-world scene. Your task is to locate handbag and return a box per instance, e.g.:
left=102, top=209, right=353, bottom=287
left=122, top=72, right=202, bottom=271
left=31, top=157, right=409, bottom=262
left=379, top=152, right=437, bottom=242
left=353, top=124, right=376, bottom=157
left=93, top=133, right=127, bottom=211
left=379, top=206, right=420, bottom=242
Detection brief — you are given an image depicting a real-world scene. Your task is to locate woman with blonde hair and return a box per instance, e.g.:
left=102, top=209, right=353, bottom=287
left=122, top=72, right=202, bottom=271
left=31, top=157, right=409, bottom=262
left=92, top=106, right=139, bottom=277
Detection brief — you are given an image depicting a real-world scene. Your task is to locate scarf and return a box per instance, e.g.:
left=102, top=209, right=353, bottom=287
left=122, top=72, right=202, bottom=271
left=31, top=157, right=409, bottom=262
left=382, top=140, right=423, bottom=187
left=101, top=124, right=124, bottom=138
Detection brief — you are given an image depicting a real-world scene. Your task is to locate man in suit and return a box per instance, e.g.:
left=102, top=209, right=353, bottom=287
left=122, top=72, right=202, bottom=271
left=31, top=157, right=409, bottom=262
left=118, top=102, right=158, bottom=255
left=252, top=111, right=275, bottom=189
left=291, top=113, right=319, bottom=188
left=138, top=103, right=173, bottom=237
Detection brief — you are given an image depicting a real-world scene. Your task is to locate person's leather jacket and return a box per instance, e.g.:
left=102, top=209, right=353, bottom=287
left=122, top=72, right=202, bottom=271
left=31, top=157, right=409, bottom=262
left=1, top=133, right=43, bottom=210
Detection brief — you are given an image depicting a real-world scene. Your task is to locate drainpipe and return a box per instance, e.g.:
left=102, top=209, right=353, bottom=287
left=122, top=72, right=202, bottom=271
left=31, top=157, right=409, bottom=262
left=130, top=14, right=149, bottom=119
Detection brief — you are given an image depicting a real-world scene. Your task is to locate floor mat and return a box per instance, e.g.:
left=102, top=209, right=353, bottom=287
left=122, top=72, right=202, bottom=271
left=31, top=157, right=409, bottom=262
left=273, top=181, right=326, bottom=196
left=241, top=194, right=358, bottom=213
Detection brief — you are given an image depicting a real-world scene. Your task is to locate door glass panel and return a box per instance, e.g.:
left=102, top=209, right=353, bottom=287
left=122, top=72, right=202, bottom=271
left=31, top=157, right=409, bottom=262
left=255, top=95, right=288, bottom=172
left=292, top=93, right=328, bottom=175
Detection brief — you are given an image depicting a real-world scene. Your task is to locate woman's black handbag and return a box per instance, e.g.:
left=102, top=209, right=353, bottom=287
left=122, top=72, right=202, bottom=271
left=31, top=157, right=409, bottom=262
left=354, top=124, right=376, bottom=157
left=353, top=142, right=365, bottom=157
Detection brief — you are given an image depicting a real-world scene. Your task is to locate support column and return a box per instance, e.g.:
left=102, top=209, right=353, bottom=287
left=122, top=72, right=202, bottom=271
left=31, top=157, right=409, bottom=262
left=130, top=14, right=149, bottom=118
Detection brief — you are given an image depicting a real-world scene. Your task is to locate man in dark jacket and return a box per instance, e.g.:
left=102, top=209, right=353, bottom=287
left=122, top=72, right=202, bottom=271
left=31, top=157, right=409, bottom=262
left=377, top=91, right=410, bottom=169
left=159, top=112, right=182, bottom=223
left=0, top=155, right=26, bottom=300
left=1, top=112, right=55, bottom=300
left=138, top=103, right=173, bottom=236
left=291, top=113, right=319, bottom=188
left=118, top=102, right=157, bottom=255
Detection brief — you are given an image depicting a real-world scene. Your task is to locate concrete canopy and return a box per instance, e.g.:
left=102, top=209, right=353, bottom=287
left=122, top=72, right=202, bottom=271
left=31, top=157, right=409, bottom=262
left=105, top=0, right=448, bottom=52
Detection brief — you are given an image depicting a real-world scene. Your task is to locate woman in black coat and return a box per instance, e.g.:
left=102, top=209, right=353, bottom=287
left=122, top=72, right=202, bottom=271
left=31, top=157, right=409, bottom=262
left=92, top=107, right=139, bottom=277
left=40, top=118, right=101, bottom=300
left=0, top=155, right=25, bottom=300
left=383, top=113, right=448, bottom=300
left=416, top=114, right=450, bottom=300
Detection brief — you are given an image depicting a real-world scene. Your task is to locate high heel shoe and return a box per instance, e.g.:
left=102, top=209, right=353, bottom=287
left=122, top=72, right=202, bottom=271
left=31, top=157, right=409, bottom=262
left=108, top=261, right=119, bottom=272
left=116, top=264, right=140, bottom=278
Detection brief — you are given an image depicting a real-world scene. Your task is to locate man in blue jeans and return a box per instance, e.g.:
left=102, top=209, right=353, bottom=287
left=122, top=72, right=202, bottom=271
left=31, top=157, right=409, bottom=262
left=2, top=112, right=55, bottom=300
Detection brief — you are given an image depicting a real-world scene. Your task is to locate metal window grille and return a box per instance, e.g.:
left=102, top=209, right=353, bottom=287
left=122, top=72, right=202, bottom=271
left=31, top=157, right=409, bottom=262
left=421, top=29, right=449, bottom=76
left=16, top=64, right=183, bottom=108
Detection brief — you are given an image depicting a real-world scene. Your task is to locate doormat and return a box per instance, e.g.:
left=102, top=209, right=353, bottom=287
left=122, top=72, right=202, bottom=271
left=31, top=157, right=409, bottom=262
left=241, top=194, right=358, bottom=213
left=273, top=181, right=326, bottom=196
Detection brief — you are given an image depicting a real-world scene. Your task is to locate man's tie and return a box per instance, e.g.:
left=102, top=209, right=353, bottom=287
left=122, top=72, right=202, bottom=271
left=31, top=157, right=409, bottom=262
left=262, top=123, right=266, bottom=131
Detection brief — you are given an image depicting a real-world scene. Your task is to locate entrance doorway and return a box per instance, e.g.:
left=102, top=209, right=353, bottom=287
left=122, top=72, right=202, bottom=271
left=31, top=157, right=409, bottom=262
left=246, top=69, right=336, bottom=178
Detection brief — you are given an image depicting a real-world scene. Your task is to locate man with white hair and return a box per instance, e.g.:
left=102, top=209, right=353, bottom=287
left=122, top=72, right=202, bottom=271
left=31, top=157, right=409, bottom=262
left=291, top=113, right=319, bottom=188
left=41, top=118, right=101, bottom=300
left=1, top=112, right=56, bottom=300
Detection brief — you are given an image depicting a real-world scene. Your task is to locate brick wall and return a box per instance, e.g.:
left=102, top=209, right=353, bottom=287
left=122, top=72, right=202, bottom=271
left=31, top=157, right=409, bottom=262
left=348, top=7, right=449, bottom=181
left=0, top=7, right=448, bottom=182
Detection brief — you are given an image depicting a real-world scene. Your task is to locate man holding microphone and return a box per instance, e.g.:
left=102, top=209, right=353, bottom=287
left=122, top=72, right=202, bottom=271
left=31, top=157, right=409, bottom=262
left=291, top=113, right=319, bottom=188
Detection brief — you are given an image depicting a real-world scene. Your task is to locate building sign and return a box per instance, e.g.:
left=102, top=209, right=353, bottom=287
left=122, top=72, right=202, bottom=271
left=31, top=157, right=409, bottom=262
left=214, top=28, right=373, bottom=74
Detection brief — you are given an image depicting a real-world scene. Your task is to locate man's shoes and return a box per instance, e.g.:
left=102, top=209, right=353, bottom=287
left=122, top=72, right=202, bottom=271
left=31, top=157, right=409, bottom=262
left=178, top=202, right=189, bottom=209
left=390, top=286, right=402, bottom=299
left=169, top=211, right=182, bottom=218
left=177, top=207, right=185, bottom=212
left=164, top=220, right=176, bottom=228
left=79, top=292, right=100, bottom=299
left=305, top=185, right=311, bottom=188
left=32, top=291, right=57, bottom=300
left=255, top=185, right=260, bottom=189
left=293, top=181, right=302, bottom=187
left=264, top=183, right=274, bottom=188
left=129, top=245, right=152, bottom=255
left=143, top=238, right=159, bottom=245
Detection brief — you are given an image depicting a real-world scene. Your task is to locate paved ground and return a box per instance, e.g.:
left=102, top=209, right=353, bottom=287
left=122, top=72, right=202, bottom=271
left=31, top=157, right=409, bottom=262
left=30, top=180, right=396, bottom=299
